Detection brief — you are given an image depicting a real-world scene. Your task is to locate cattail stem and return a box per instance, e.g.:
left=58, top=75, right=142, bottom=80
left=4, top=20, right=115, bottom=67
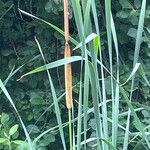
left=63, top=0, right=69, bottom=43
left=68, top=109, right=72, bottom=150
left=64, top=0, right=73, bottom=149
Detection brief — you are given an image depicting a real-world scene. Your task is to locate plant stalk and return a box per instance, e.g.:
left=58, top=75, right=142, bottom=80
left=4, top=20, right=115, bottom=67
left=69, top=109, right=72, bottom=150
left=64, top=0, right=73, bottom=149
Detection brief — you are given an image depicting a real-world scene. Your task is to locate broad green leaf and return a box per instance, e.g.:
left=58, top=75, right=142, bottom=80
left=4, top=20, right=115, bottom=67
left=134, top=0, right=141, bottom=9
left=1, top=112, right=9, bottom=125
left=27, top=125, right=40, bottom=134
left=16, top=142, right=29, bottom=150
left=119, top=0, right=133, bottom=9
left=1, top=49, right=13, bottom=56
left=30, top=95, right=43, bottom=105
left=45, top=1, right=52, bottom=13
left=0, top=138, right=7, bottom=144
left=127, top=28, right=137, bottom=39
left=129, top=16, right=139, bottom=25
left=39, top=139, right=51, bottom=147
left=12, top=140, right=26, bottom=145
left=39, top=134, right=55, bottom=146
left=9, top=124, right=19, bottom=136
left=116, top=10, right=130, bottom=18
left=43, top=133, right=55, bottom=143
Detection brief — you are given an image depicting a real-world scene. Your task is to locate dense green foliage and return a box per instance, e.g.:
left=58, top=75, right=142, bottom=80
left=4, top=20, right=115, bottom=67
left=0, top=0, right=150, bottom=149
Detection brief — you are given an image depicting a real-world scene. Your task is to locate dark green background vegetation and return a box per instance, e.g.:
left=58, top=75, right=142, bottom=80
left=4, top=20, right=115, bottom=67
left=0, top=0, right=150, bottom=149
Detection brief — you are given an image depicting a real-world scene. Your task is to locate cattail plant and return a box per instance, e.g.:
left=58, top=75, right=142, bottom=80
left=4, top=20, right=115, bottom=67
left=63, top=0, right=73, bottom=149
left=63, top=0, right=73, bottom=110
left=14, top=0, right=149, bottom=149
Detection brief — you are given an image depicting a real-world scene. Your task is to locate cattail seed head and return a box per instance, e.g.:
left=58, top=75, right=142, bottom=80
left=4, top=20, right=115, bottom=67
left=64, top=44, right=73, bottom=109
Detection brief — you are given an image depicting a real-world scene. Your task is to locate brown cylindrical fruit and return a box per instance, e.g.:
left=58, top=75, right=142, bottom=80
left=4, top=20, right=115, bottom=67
left=64, top=43, right=73, bottom=109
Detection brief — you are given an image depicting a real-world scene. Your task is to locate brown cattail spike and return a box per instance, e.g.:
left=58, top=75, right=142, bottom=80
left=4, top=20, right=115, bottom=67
left=64, top=43, right=73, bottom=109
left=64, top=0, right=73, bottom=109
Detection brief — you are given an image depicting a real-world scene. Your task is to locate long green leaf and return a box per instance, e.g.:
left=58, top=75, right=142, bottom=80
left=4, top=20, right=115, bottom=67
left=18, top=9, right=78, bottom=46
left=123, top=0, right=149, bottom=148
left=35, top=37, right=66, bottom=149
left=0, top=80, right=34, bottom=150
left=18, top=56, right=82, bottom=80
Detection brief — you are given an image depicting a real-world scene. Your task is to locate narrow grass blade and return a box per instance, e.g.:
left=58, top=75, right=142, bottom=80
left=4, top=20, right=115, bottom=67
left=70, top=1, right=86, bottom=149
left=123, top=0, right=148, bottom=148
left=139, top=65, right=150, bottom=86
left=0, top=4, right=14, bottom=19
left=35, top=37, right=67, bottom=150
left=18, top=9, right=78, bottom=46
left=0, top=55, right=40, bottom=94
left=0, top=80, right=34, bottom=150
left=83, top=0, right=92, bottom=34
left=120, top=86, right=150, bottom=149
left=111, top=13, right=120, bottom=148
left=17, top=56, right=82, bottom=80
left=89, top=62, right=103, bottom=149
left=121, top=63, right=140, bottom=86
left=73, top=33, right=98, bottom=50
left=104, top=1, right=113, bottom=149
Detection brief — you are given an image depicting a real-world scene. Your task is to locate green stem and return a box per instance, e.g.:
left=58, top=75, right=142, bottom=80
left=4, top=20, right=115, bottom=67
left=68, top=109, right=72, bottom=150
left=8, top=141, right=12, bottom=150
